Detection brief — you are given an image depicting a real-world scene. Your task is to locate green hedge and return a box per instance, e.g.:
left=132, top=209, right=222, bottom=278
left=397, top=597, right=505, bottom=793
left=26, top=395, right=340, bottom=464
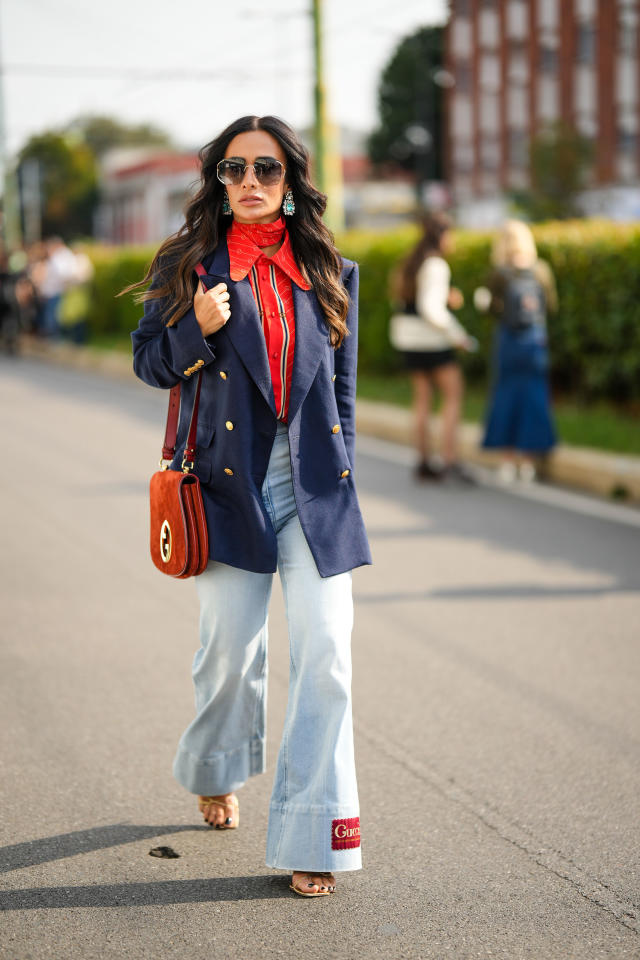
left=341, top=219, right=640, bottom=405
left=86, top=220, right=640, bottom=405
left=86, top=245, right=156, bottom=340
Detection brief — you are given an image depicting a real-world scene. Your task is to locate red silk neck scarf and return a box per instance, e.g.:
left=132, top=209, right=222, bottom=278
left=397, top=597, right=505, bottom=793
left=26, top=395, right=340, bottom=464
left=234, top=216, right=286, bottom=250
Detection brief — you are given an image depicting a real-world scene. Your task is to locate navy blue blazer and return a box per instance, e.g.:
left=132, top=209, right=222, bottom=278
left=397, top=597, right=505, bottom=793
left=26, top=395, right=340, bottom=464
left=132, top=241, right=372, bottom=578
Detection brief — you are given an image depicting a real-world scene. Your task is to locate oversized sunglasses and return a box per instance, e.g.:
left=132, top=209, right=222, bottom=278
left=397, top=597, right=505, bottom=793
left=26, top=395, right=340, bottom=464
left=216, top=157, right=285, bottom=187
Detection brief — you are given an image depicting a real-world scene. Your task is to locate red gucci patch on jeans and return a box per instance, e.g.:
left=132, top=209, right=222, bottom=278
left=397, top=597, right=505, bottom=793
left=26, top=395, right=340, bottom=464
left=331, top=817, right=361, bottom=850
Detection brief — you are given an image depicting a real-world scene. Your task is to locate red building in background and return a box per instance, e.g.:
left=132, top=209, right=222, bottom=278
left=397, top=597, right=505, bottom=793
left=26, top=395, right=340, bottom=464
left=96, top=151, right=201, bottom=245
left=445, top=0, right=640, bottom=224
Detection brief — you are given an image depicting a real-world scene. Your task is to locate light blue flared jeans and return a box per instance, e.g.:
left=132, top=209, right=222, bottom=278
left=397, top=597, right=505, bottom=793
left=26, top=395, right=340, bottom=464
left=173, top=423, right=361, bottom=872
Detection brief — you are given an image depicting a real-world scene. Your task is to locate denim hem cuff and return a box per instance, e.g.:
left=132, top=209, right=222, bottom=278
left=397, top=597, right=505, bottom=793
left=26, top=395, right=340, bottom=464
left=265, top=805, right=362, bottom=872
left=172, top=735, right=266, bottom=795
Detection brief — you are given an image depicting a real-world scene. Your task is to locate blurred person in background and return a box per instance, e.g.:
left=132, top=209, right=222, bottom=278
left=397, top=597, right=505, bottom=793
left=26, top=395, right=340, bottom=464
left=39, top=236, right=77, bottom=338
left=390, top=212, right=477, bottom=483
left=26, top=242, right=49, bottom=335
left=475, top=220, right=558, bottom=483
left=129, top=115, right=370, bottom=898
left=0, top=248, right=35, bottom=353
left=59, top=244, right=95, bottom=344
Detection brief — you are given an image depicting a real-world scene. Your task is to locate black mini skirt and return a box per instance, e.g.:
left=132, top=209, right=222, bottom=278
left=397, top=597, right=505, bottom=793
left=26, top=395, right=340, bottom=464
left=403, top=349, right=457, bottom=372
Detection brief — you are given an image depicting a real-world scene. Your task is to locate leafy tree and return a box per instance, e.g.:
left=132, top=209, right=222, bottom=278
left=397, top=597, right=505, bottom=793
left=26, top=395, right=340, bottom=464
left=513, top=123, right=594, bottom=221
left=16, top=115, right=175, bottom=241
left=18, top=133, right=99, bottom=239
left=368, top=26, right=446, bottom=184
left=66, top=115, right=173, bottom=158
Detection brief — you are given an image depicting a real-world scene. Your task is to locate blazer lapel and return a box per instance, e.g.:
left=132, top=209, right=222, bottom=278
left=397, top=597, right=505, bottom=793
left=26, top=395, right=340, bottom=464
left=203, top=243, right=275, bottom=414
left=287, top=284, right=330, bottom=424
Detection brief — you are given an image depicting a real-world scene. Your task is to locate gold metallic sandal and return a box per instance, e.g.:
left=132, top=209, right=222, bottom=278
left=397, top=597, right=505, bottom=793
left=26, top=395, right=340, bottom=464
left=289, top=871, right=336, bottom=897
left=198, top=793, right=239, bottom=829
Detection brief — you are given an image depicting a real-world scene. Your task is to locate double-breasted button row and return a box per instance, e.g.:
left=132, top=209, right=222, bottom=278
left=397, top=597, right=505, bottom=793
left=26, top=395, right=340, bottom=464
left=183, top=358, right=205, bottom=377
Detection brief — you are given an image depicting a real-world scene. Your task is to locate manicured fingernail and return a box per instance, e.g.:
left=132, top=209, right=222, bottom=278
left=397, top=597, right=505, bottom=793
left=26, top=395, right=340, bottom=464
left=225, top=817, right=233, bottom=825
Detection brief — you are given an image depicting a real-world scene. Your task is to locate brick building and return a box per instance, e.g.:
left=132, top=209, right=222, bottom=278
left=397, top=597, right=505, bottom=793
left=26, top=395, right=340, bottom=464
left=445, top=0, right=640, bottom=224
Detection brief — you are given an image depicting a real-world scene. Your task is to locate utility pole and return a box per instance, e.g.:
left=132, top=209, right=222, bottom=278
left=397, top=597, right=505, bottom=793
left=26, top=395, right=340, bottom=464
left=311, top=0, right=344, bottom=233
left=0, top=1, right=21, bottom=250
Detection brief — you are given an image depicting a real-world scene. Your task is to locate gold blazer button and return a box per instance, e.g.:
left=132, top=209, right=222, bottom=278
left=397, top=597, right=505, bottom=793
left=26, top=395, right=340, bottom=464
left=225, top=421, right=234, bottom=431
left=224, top=467, right=234, bottom=476
left=340, top=469, right=350, bottom=479
left=332, top=424, right=341, bottom=434
left=219, top=371, right=228, bottom=379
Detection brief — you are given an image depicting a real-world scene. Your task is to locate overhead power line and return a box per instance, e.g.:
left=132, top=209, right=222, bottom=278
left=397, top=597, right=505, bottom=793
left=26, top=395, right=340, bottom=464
left=2, top=63, right=255, bottom=81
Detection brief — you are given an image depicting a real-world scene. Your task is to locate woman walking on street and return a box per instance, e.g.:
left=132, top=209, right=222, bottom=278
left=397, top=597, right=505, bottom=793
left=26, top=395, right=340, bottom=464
left=129, top=115, right=371, bottom=897
left=390, top=213, right=476, bottom=482
left=478, top=220, right=558, bottom=483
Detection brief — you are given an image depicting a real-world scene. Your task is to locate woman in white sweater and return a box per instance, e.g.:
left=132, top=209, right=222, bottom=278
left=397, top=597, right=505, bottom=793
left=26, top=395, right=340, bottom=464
left=391, top=214, right=476, bottom=481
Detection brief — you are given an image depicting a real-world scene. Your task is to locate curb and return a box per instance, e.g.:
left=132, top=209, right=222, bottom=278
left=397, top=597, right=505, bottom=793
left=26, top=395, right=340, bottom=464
left=356, top=400, right=640, bottom=503
left=19, top=338, right=640, bottom=505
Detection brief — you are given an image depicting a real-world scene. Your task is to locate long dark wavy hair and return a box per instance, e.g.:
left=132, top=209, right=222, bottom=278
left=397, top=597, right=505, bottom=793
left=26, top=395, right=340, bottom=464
left=124, top=115, right=349, bottom=347
left=392, top=211, right=452, bottom=305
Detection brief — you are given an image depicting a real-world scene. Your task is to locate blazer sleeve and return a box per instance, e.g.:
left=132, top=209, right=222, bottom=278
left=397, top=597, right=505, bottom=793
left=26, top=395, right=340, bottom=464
left=333, top=262, right=359, bottom=467
left=131, top=274, right=217, bottom=389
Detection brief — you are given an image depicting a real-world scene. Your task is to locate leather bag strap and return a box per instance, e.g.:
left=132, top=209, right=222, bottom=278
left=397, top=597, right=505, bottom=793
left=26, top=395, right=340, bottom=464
left=160, top=262, right=208, bottom=468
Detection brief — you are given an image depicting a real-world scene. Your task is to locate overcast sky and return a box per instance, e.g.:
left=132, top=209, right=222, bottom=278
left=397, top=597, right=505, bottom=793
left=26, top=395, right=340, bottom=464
left=1, top=0, right=448, bottom=156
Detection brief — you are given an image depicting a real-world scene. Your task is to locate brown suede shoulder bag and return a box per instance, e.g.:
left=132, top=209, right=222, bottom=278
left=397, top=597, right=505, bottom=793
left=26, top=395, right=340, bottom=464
left=149, top=266, right=209, bottom=578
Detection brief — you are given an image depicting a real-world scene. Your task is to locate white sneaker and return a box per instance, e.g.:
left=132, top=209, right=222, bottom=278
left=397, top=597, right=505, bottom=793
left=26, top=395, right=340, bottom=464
left=519, top=462, right=536, bottom=483
left=497, top=461, right=517, bottom=484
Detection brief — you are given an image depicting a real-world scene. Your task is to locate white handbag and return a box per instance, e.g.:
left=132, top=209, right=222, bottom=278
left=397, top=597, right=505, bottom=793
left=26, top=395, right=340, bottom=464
left=389, top=312, right=439, bottom=351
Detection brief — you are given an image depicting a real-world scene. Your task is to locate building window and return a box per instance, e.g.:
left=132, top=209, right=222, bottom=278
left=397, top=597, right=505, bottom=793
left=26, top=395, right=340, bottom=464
left=576, top=23, right=596, bottom=64
left=540, top=44, right=558, bottom=74
left=538, top=0, right=558, bottom=30
left=617, top=108, right=638, bottom=155
left=480, top=93, right=500, bottom=133
left=508, top=44, right=529, bottom=83
left=456, top=61, right=472, bottom=94
left=453, top=139, right=474, bottom=174
left=452, top=17, right=472, bottom=57
left=617, top=58, right=638, bottom=108
left=452, top=96, right=473, bottom=138
left=479, top=9, right=499, bottom=49
left=508, top=129, right=528, bottom=167
left=507, top=0, right=528, bottom=40
left=480, top=54, right=501, bottom=91
left=538, top=76, right=559, bottom=122
left=507, top=86, right=528, bottom=125
left=480, top=138, right=500, bottom=171
left=618, top=2, right=638, bottom=55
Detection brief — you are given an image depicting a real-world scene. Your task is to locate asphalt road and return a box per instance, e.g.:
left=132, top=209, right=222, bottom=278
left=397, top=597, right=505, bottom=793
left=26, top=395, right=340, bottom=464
left=1, top=356, right=639, bottom=960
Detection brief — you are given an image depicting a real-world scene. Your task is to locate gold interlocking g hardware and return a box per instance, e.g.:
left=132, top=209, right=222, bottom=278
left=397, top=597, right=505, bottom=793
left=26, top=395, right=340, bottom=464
left=160, top=520, right=172, bottom=563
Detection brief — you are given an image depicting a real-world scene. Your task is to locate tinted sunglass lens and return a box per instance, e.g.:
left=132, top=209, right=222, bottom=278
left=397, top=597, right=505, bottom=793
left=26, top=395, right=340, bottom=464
left=254, top=160, right=283, bottom=185
left=217, top=160, right=245, bottom=185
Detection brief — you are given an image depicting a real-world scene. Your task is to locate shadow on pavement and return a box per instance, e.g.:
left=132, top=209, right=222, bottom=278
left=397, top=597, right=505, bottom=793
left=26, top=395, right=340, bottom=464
left=0, top=875, right=291, bottom=910
left=355, top=582, right=637, bottom=602
left=0, top=824, right=207, bottom=874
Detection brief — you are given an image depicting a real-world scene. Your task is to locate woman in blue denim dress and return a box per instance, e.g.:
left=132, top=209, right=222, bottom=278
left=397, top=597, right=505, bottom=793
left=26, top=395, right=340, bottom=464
left=479, top=220, right=558, bottom=483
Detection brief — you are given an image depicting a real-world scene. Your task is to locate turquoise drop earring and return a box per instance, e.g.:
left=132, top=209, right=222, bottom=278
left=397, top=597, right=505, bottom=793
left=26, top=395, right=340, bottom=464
left=222, top=190, right=232, bottom=215
left=282, top=189, right=295, bottom=216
